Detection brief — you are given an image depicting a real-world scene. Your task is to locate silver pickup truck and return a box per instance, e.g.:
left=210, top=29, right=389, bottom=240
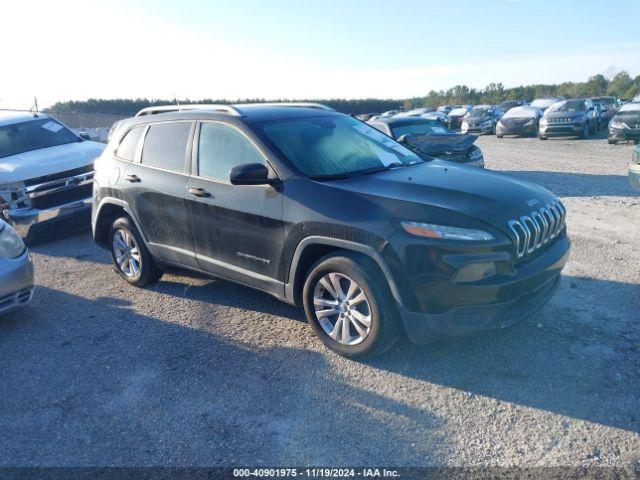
left=0, top=111, right=105, bottom=241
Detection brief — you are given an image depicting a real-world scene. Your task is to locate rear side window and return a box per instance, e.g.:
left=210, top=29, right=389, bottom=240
left=116, top=126, right=145, bottom=161
left=141, top=122, right=192, bottom=172
left=198, top=123, right=265, bottom=181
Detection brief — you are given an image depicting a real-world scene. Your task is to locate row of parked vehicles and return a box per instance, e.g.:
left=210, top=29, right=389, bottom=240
left=361, top=96, right=640, bottom=144
left=0, top=101, right=637, bottom=358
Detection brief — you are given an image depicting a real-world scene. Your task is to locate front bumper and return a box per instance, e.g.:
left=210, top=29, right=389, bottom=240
left=609, top=127, right=640, bottom=142
left=4, top=197, right=92, bottom=240
left=0, top=250, right=35, bottom=315
left=496, top=123, right=537, bottom=137
left=539, top=123, right=584, bottom=137
left=629, top=163, right=640, bottom=190
left=463, top=123, right=494, bottom=134
left=398, top=236, right=570, bottom=344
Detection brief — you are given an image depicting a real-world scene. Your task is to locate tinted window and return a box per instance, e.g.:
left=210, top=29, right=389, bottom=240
left=141, top=122, right=192, bottom=172
left=0, top=118, right=80, bottom=159
left=198, top=123, right=265, bottom=181
left=116, top=126, right=145, bottom=161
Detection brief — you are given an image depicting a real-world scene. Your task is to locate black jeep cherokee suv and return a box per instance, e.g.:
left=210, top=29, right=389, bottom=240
left=92, top=103, right=570, bottom=359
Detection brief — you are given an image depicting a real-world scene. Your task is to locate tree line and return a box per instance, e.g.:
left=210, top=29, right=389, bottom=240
left=47, top=71, right=640, bottom=116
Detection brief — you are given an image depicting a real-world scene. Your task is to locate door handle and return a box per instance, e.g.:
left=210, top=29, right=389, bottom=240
left=125, top=174, right=141, bottom=183
left=188, top=187, right=211, bottom=198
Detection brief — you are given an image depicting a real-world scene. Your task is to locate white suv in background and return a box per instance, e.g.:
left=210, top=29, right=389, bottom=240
left=0, top=112, right=105, bottom=241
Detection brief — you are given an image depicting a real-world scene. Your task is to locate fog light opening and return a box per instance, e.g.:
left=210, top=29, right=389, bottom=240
left=454, top=262, right=497, bottom=283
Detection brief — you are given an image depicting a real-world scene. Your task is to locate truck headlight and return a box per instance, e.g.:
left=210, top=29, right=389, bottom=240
left=0, top=221, right=26, bottom=258
left=401, top=221, right=494, bottom=241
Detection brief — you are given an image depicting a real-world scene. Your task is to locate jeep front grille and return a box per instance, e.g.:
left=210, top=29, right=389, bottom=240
left=507, top=201, right=566, bottom=259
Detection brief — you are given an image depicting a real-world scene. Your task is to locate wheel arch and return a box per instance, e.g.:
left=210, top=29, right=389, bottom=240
left=285, top=236, right=404, bottom=308
left=93, top=198, right=147, bottom=249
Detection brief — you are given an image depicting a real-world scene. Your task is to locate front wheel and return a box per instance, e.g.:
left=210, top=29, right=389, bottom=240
left=302, top=253, right=401, bottom=359
left=109, top=216, right=163, bottom=287
left=580, top=123, right=589, bottom=139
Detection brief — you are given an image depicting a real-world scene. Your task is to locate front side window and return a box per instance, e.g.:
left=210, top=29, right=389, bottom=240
left=257, top=115, right=422, bottom=178
left=141, top=122, right=192, bottom=172
left=116, top=126, right=145, bottom=161
left=198, top=123, right=265, bottom=181
left=0, top=118, right=80, bottom=159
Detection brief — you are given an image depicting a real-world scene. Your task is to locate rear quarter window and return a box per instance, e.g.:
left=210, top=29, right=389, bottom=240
left=116, top=126, right=145, bottom=161
left=141, top=122, right=192, bottom=172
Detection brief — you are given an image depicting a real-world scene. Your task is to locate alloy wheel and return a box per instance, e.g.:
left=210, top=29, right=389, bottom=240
left=313, top=272, right=372, bottom=346
left=112, top=229, right=141, bottom=278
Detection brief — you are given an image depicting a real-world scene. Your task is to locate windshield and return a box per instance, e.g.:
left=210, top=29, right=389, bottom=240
left=449, top=107, right=468, bottom=116
left=392, top=121, right=449, bottom=137
left=619, top=103, right=640, bottom=113
left=592, top=97, right=615, bottom=105
left=469, top=107, right=491, bottom=117
left=503, top=106, right=538, bottom=119
left=256, top=115, right=423, bottom=178
left=531, top=98, right=559, bottom=109
left=0, top=118, right=80, bottom=158
left=547, top=100, right=586, bottom=113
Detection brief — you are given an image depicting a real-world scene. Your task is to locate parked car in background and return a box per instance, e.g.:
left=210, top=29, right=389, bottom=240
left=608, top=102, right=640, bottom=144
left=538, top=99, right=598, bottom=140
left=380, top=110, right=402, bottom=118
left=591, top=96, right=617, bottom=124
left=93, top=103, right=570, bottom=358
left=531, top=97, right=565, bottom=111
left=400, top=108, right=436, bottom=117
left=496, top=106, right=543, bottom=138
left=0, top=112, right=105, bottom=241
left=422, top=111, right=450, bottom=124
left=461, top=105, right=503, bottom=135
left=0, top=219, right=33, bottom=315
left=437, top=105, right=454, bottom=114
left=355, top=113, right=377, bottom=122
left=629, top=144, right=640, bottom=190
left=368, top=116, right=484, bottom=167
left=498, top=100, right=528, bottom=113
left=447, top=105, right=472, bottom=130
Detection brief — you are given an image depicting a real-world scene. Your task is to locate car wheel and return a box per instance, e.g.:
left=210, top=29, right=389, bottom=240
left=496, top=133, right=503, bottom=139
left=109, top=216, right=163, bottom=287
left=302, top=252, right=401, bottom=359
left=491, top=123, right=496, bottom=135
left=538, top=133, right=547, bottom=140
left=580, top=123, right=589, bottom=139
left=607, top=139, right=616, bottom=144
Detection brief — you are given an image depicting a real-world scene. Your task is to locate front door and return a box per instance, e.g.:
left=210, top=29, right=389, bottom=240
left=185, top=121, right=284, bottom=296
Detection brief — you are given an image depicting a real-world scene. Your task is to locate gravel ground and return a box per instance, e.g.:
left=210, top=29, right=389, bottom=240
left=0, top=133, right=638, bottom=468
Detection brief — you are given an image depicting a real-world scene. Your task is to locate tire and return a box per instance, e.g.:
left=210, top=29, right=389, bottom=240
left=538, top=133, right=547, bottom=140
left=608, top=139, right=616, bottom=144
left=496, top=134, right=503, bottom=139
left=109, top=216, right=163, bottom=287
left=580, top=123, right=589, bottom=139
left=302, top=252, right=401, bottom=359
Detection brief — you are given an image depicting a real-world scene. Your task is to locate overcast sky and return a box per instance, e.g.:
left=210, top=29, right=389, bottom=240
left=1, top=0, right=639, bottom=108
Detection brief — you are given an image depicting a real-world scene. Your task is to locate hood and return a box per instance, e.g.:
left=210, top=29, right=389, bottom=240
left=613, top=112, right=640, bottom=125
left=448, top=112, right=468, bottom=119
left=466, top=114, right=491, bottom=122
left=405, top=132, right=477, bottom=155
left=500, top=116, right=535, bottom=127
left=0, top=141, right=105, bottom=184
left=325, top=161, right=557, bottom=233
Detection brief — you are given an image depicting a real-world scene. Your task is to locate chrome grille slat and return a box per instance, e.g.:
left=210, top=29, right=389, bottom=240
left=508, top=201, right=566, bottom=260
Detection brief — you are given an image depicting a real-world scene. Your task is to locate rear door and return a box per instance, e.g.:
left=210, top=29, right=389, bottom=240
left=122, top=120, right=198, bottom=268
left=185, top=121, right=285, bottom=296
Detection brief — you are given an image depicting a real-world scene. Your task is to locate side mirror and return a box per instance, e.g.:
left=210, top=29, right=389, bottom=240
left=79, top=132, right=91, bottom=141
left=229, top=163, right=277, bottom=186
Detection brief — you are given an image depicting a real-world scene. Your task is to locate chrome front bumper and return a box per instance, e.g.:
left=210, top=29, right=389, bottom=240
left=5, top=197, right=92, bottom=239
left=0, top=250, right=35, bottom=315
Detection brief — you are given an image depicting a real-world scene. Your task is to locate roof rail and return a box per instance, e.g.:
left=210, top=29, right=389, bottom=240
left=135, top=104, right=243, bottom=117
left=237, top=102, right=336, bottom=112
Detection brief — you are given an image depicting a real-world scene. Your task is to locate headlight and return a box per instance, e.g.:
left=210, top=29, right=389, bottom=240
left=573, top=115, right=585, bottom=124
left=469, top=147, right=484, bottom=161
left=482, top=120, right=493, bottom=127
left=0, top=221, right=26, bottom=258
left=524, top=118, right=535, bottom=126
left=610, top=120, right=628, bottom=130
left=497, top=121, right=504, bottom=128
left=401, top=221, right=494, bottom=241
left=540, top=118, right=548, bottom=125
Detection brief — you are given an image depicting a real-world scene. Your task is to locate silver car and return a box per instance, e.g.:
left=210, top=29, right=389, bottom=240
left=0, top=219, right=34, bottom=314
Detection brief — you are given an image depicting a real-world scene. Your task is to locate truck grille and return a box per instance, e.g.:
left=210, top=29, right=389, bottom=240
left=507, top=201, right=566, bottom=259
left=25, top=166, right=94, bottom=210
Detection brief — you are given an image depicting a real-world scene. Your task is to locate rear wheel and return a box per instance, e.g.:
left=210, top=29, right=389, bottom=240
left=109, top=216, right=163, bottom=287
left=302, top=252, right=401, bottom=359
